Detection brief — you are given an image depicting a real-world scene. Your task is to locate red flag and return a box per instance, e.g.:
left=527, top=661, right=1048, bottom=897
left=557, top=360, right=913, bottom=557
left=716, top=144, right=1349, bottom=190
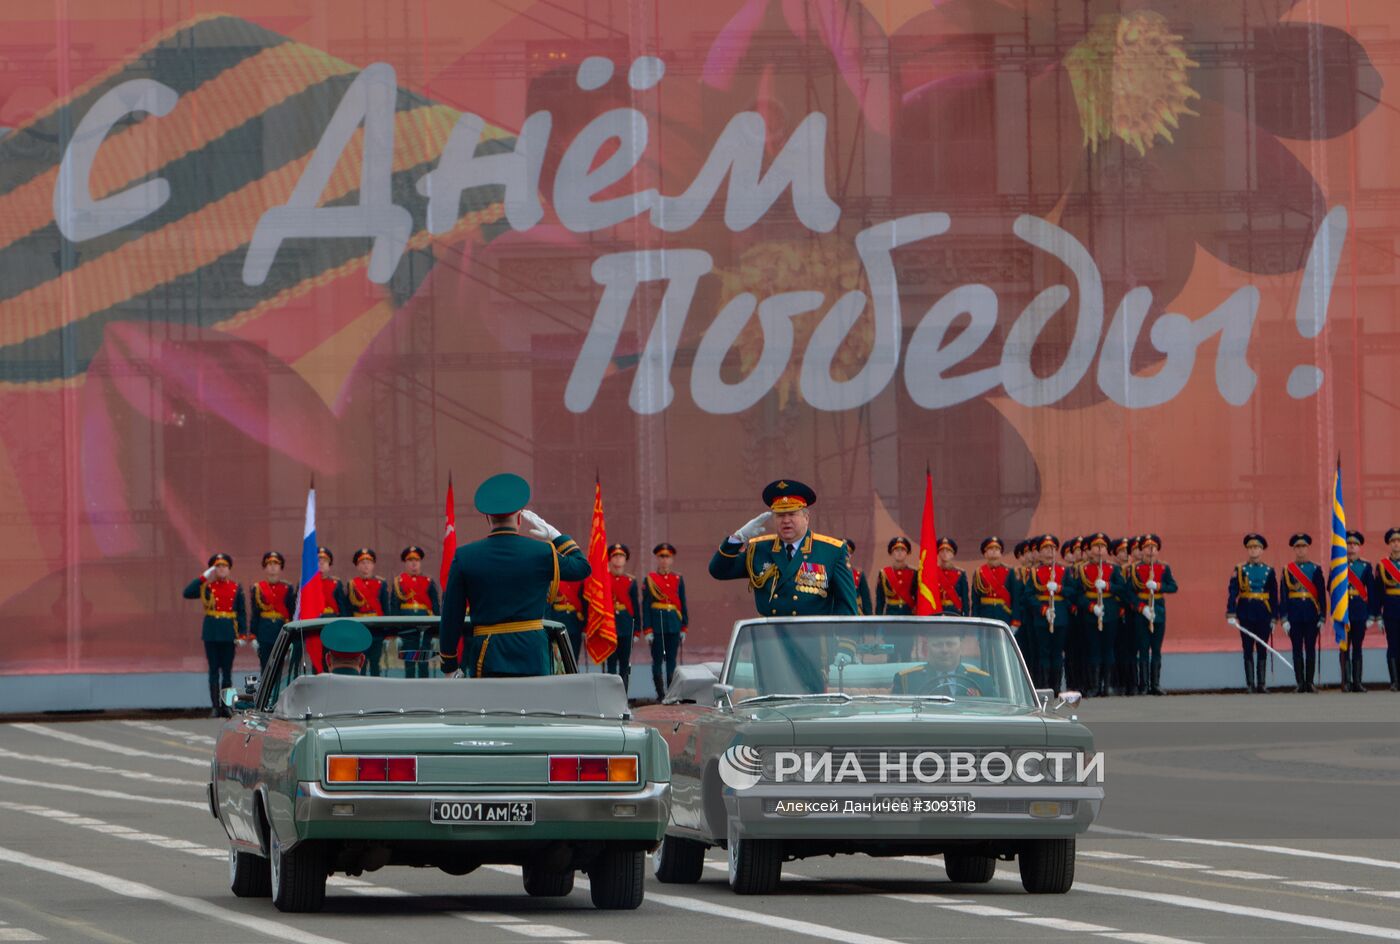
left=582, top=477, right=617, bottom=664
left=915, top=468, right=943, bottom=615
left=440, top=474, right=456, bottom=591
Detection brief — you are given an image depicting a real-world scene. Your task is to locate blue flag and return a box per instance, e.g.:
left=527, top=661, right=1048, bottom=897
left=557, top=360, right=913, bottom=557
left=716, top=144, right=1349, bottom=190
left=1328, top=460, right=1349, bottom=650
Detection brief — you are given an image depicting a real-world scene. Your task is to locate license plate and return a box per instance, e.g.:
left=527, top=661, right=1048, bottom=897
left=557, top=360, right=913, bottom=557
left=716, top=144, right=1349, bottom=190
left=430, top=800, right=534, bottom=825
left=875, top=795, right=975, bottom=815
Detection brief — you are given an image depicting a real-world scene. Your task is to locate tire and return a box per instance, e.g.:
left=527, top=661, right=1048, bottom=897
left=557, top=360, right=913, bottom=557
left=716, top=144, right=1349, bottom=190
left=653, top=834, right=706, bottom=884
left=1018, top=837, right=1075, bottom=894
left=944, top=853, right=996, bottom=884
left=726, top=821, right=781, bottom=895
left=270, top=837, right=328, bottom=913
left=588, top=846, right=645, bottom=910
left=523, top=864, right=575, bottom=897
left=228, top=847, right=271, bottom=897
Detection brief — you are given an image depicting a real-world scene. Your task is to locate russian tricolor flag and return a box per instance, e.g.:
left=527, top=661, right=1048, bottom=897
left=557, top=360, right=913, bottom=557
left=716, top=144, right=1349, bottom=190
left=297, top=482, right=325, bottom=620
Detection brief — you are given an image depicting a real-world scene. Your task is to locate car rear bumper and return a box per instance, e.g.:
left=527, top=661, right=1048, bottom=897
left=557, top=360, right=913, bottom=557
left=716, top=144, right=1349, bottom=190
left=294, top=779, right=670, bottom=843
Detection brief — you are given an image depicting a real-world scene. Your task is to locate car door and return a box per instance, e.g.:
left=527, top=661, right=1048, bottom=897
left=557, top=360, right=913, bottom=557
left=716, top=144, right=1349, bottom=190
left=219, top=632, right=292, bottom=845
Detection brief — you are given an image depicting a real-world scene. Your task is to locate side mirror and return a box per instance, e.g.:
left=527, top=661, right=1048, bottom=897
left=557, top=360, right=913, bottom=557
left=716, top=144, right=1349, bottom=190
left=220, top=687, right=254, bottom=712
left=712, top=683, right=735, bottom=709
left=242, top=674, right=259, bottom=696
left=1054, top=690, right=1082, bottom=709
left=1035, top=687, right=1055, bottom=709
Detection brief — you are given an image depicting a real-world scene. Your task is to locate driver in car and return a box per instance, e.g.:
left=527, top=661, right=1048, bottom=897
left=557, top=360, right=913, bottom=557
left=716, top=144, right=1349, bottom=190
left=890, top=633, right=994, bottom=697
left=320, top=619, right=373, bottom=676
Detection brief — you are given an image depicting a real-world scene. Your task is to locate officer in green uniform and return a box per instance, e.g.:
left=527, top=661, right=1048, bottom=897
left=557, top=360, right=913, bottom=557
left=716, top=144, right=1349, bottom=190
left=438, top=473, right=591, bottom=678
left=182, top=553, right=247, bottom=718
left=643, top=543, right=688, bottom=698
left=890, top=629, right=996, bottom=697
left=320, top=619, right=373, bottom=676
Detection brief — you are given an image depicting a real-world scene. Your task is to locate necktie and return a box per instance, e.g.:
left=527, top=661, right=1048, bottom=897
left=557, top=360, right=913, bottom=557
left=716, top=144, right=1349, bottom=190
left=786, top=545, right=795, bottom=561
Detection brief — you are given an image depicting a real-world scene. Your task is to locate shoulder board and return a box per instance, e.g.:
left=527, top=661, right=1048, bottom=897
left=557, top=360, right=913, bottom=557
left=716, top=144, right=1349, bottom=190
left=964, top=664, right=990, bottom=677
left=894, top=665, right=923, bottom=677
left=748, top=534, right=777, bottom=545
left=812, top=532, right=846, bottom=548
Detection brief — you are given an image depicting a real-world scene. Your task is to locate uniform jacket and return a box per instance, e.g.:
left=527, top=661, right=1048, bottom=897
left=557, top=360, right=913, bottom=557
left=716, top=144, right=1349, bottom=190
left=970, top=563, right=1016, bottom=625
left=710, top=529, right=857, bottom=617
left=183, top=576, right=247, bottom=643
left=347, top=576, right=389, bottom=616
left=1343, top=558, right=1372, bottom=626
left=642, top=572, right=688, bottom=635
left=1077, top=560, right=1126, bottom=628
left=250, top=579, right=296, bottom=641
left=1226, top=562, right=1277, bottom=625
left=937, top=565, right=969, bottom=616
left=1121, top=561, right=1178, bottom=623
left=610, top=573, right=642, bottom=636
left=853, top=567, right=872, bottom=616
left=1022, top=563, right=1082, bottom=631
left=390, top=573, right=440, bottom=615
left=1373, top=557, right=1400, bottom=621
left=1281, top=560, right=1325, bottom=624
left=875, top=565, right=916, bottom=615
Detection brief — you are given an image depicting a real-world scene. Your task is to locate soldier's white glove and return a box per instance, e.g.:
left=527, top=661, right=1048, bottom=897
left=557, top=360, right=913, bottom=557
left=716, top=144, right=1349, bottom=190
left=1092, top=604, right=1104, bottom=617
left=644, top=630, right=654, bottom=642
left=1368, top=617, right=1380, bottom=627
left=1047, top=581, right=1059, bottom=593
left=833, top=651, right=853, bottom=667
left=1146, top=580, right=1159, bottom=591
left=1227, top=617, right=1239, bottom=627
left=1145, top=610, right=1155, bottom=623
left=520, top=509, right=561, bottom=542
left=450, top=668, right=466, bottom=679
left=731, top=511, right=772, bottom=544
left=203, top=566, right=217, bottom=580
left=1094, top=579, right=1107, bottom=591
left=235, top=638, right=246, bottom=647
left=1283, top=620, right=1291, bottom=632
left=252, top=639, right=260, bottom=651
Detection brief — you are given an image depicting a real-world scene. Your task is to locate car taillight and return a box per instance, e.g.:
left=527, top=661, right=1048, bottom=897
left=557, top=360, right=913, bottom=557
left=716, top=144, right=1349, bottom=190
left=548, top=755, right=638, bottom=784
left=326, top=755, right=417, bottom=784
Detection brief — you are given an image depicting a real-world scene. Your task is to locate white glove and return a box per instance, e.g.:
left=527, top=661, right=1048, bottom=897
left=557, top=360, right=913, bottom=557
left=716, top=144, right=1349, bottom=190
left=235, top=638, right=246, bottom=647
left=203, top=566, right=217, bottom=580
left=1146, top=580, right=1159, bottom=591
left=1368, top=617, right=1380, bottom=627
left=1227, top=617, right=1239, bottom=627
left=450, top=668, right=466, bottom=679
left=731, top=511, right=772, bottom=544
left=1094, top=579, right=1107, bottom=591
left=252, top=639, right=260, bottom=651
left=519, top=509, right=561, bottom=542
left=1092, top=604, right=1104, bottom=617
left=1047, top=581, right=1059, bottom=593
left=1145, top=610, right=1155, bottom=623
left=834, top=651, right=853, bottom=667
left=1283, top=620, right=1291, bottom=632
left=644, top=630, right=654, bottom=642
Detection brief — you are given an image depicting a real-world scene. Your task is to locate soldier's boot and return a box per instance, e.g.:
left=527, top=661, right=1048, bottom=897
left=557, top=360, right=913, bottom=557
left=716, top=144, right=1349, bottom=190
left=1137, top=660, right=1149, bottom=696
left=1388, top=657, right=1399, bottom=692
left=1254, top=651, right=1268, bottom=693
left=1096, top=663, right=1111, bottom=697
left=1292, top=659, right=1305, bottom=693
left=1243, top=656, right=1255, bottom=694
left=1084, top=665, right=1098, bottom=697
left=208, top=682, right=222, bottom=719
left=1350, top=648, right=1366, bottom=692
left=1304, top=650, right=1318, bottom=693
left=1338, top=652, right=1351, bottom=694
left=1148, top=657, right=1165, bottom=696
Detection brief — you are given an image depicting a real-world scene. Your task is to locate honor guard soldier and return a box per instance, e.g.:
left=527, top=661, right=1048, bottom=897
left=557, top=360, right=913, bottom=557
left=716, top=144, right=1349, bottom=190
left=847, top=540, right=873, bottom=615
left=971, top=537, right=1016, bottom=628
left=1063, top=536, right=1089, bottom=692
left=1025, top=535, right=1079, bottom=689
left=935, top=538, right=969, bottom=616
left=438, top=473, right=591, bottom=679
left=1226, top=534, right=1277, bottom=694
left=1010, top=540, right=1035, bottom=670
left=314, top=548, right=346, bottom=616
left=605, top=544, right=641, bottom=694
left=1121, top=533, right=1177, bottom=696
left=550, top=577, right=588, bottom=663
left=349, top=548, right=390, bottom=676
left=643, top=543, right=688, bottom=699
left=876, top=537, right=917, bottom=615
left=391, top=546, right=440, bottom=679
left=320, top=619, right=372, bottom=676
left=1109, top=538, right=1135, bottom=694
left=1342, top=531, right=1372, bottom=693
left=1079, top=533, right=1124, bottom=697
left=1375, top=527, right=1400, bottom=690
left=250, top=551, right=296, bottom=673
left=183, top=553, right=246, bottom=718
left=1281, top=533, right=1325, bottom=693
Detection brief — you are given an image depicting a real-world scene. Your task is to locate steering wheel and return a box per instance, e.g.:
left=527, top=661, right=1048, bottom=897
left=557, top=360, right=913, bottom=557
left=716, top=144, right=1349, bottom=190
left=903, top=671, right=985, bottom=697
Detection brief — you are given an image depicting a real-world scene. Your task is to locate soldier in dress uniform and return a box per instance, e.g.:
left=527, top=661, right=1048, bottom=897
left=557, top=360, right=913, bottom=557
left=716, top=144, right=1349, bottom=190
left=550, top=576, right=588, bottom=663
left=1010, top=539, right=1035, bottom=672
left=438, top=473, right=591, bottom=678
left=1078, top=533, right=1124, bottom=697
left=314, top=548, right=346, bottom=617
left=934, top=537, right=968, bottom=616
left=1374, top=527, right=1400, bottom=691
left=1024, top=535, right=1079, bottom=689
left=876, top=537, right=916, bottom=615
left=348, top=548, right=390, bottom=676
left=1280, top=533, right=1325, bottom=693
left=604, top=544, right=641, bottom=694
left=1226, top=534, right=1277, bottom=694
left=971, top=537, right=1016, bottom=629
left=250, top=551, right=296, bottom=674
left=643, top=543, right=688, bottom=699
left=1121, top=534, right=1177, bottom=696
left=1062, top=536, right=1089, bottom=692
left=846, top=540, right=873, bottom=615
left=1342, top=531, right=1373, bottom=693
left=1109, top=538, right=1135, bottom=694
left=391, top=546, right=440, bottom=679
left=182, top=553, right=246, bottom=718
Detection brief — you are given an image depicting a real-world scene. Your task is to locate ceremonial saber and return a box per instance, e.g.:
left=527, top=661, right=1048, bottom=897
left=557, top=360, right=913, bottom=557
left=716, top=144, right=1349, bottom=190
left=1235, top=622, right=1293, bottom=669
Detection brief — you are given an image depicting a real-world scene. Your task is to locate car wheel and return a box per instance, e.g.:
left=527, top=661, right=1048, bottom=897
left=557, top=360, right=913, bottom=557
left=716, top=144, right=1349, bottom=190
left=1018, top=837, right=1075, bottom=894
left=269, top=836, right=328, bottom=912
left=523, top=864, right=575, bottom=897
left=726, top=821, right=781, bottom=895
left=943, top=853, right=996, bottom=884
left=588, top=846, right=645, bottom=910
left=653, top=834, right=707, bottom=884
left=229, top=846, right=271, bottom=897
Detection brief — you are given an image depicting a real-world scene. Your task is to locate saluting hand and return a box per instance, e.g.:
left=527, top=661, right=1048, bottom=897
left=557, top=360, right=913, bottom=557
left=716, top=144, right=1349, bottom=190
left=203, top=566, right=217, bottom=580
left=731, top=511, right=772, bottom=544
left=520, top=509, right=561, bottom=542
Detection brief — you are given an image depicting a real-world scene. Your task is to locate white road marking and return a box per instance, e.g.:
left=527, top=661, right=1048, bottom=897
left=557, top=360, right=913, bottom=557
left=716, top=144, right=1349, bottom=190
left=1283, top=880, right=1367, bottom=891
left=1201, top=870, right=1283, bottom=880
left=1360, top=891, right=1400, bottom=900
left=1091, top=825, right=1400, bottom=871
left=642, top=889, right=916, bottom=944
left=119, top=721, right=216, bottom=746
left=0, top=748, right=202, bottom=787
left=937, top=904, right=1028, bottom=917
left=0, top=802, right=217, bottom=862
left=501, top=925, right=586, bottom=938
left=0, top=930, right=46, bottom=941
left=1144, top=860, right=1208, bottom=870
left=456, top=913, right=527, bottom=924
left=879, top=894, right=972, bottom=904
left=1012, top=917, right=1116, bottom=932
left=345, top=887, right=412, bottom=897
left=0, top=844, right=353, bottom=944
left=1097, top=934, right=1207, bottom=944
left=0, top=773, right=206, bottom=810
left=1079, top=851, right=1142, bottom=860
left=9, top=724, right=207, bottom=768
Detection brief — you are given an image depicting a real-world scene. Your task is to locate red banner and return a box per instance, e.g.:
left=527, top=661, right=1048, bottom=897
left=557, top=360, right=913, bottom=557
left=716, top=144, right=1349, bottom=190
left=915, top=471, right=942, bottom=616
left=582, top=479, right=616, bottom=665
left=440, top=476, right=457, bottom=593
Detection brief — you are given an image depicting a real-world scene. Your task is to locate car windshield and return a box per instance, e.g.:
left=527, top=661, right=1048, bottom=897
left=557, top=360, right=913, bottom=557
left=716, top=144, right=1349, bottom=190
left=723, top=619, right=1037, bottom=708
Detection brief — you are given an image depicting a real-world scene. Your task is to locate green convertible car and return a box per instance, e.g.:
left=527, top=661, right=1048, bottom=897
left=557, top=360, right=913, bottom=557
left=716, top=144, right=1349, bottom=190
left=635, top=616, right=1102, bottom=895
left=207, top=616, right=671, bottom=912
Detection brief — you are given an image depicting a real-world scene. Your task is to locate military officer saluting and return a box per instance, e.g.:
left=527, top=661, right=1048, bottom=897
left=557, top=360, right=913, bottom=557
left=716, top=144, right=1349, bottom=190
left=1281, top=533, right=1325, bottom=693
left=1121, top=533, right=1176, bottom=696
left=643, top=543, right=688, bottom=699
left=847, top=540, right=873, bottom=615
left=391, top=546, right=440, bottom=679
left=1226, top=533, right=1277, bottom=694
left=183, top=553, right=247, bottom=718
left=1375, top=527, right=1400, bottom=691
left=250, top=551, right=296, bottom=673
left=349, top=548, right=390, bottom=676
left=971, top=537, right=1017, bottom=629
left=876, top=537, right=917, bottom=615
left=1342, top=531, right=1372, bottom=693
left=935, top=538, right=969, bottom=616
left=604, top=544, right=641, bottom=694
left=439, top=473, right=591, bottom=678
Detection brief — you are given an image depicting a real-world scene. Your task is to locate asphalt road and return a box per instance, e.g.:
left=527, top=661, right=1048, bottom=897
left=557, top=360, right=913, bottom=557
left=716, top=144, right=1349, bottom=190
left=1, top=693, right=1398, bottom=944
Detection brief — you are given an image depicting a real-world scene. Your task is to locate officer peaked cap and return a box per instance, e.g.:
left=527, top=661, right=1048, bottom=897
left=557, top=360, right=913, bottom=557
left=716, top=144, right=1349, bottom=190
left=981, top=536, right=1002, bottom=553
left=1387, top=527, right=1400, bottom=544
left=475, top=472, right=530, bottom=515
left=1289, top=532, right=1312, bottom=547
left=401, top=545, right=426, bottom=561
left=888, top=536, right=912, bottom=554
left=261, top=551, right=285, bottom=567
left=1243, top=533, right=1267, bottom=549
left=317, top=546, right=334, bottom=564
left=353, top=548, right=376, bottom=564
left=609, top=543, right=630, bottom=559
left=321, top=619, right=372, bottom=656
left=762, top=479, right=816, bottom=512
left=208, top=552, right=233, bottom=568
left=653, top=542, right=676, bottom=556
left=1345, top=530, right=1364, bottom=546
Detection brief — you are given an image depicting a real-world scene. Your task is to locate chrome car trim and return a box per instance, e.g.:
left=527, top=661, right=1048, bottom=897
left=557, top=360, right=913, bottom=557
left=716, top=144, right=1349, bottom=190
left=294, top=779, right=670, bottom=824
